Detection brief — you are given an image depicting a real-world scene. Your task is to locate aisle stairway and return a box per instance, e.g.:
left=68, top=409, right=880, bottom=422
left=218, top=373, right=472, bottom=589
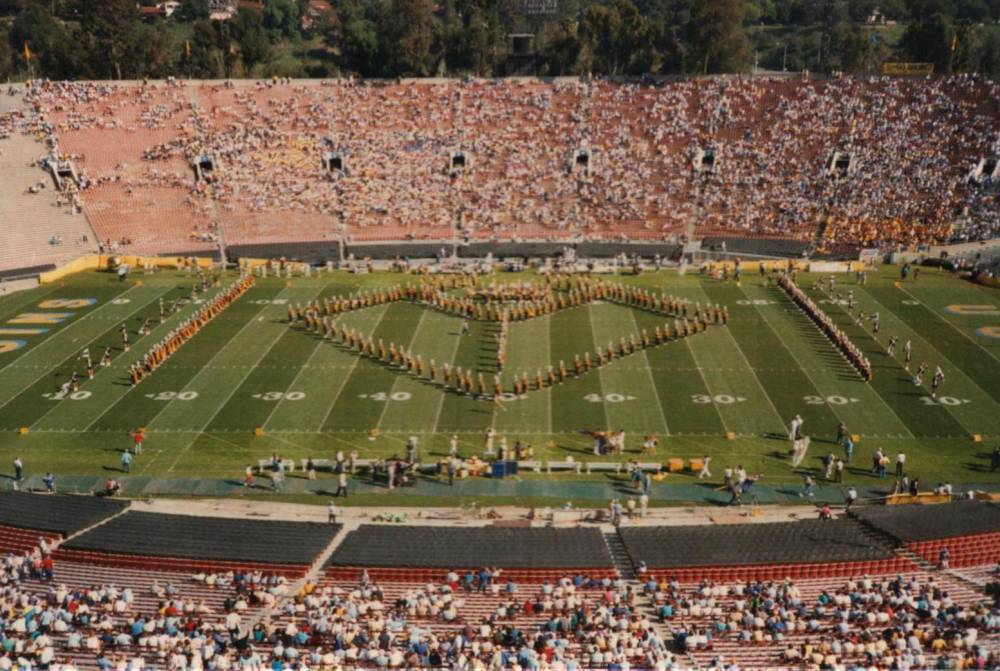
left=604, top=530, right=636, bottom=580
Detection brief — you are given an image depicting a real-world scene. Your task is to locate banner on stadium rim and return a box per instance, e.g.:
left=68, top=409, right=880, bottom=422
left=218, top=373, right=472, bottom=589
left=882, top=62, right=934, bottom=76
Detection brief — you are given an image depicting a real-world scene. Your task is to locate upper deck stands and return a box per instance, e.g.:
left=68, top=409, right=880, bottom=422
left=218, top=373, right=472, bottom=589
left=6, top=77, right=995, bottom=257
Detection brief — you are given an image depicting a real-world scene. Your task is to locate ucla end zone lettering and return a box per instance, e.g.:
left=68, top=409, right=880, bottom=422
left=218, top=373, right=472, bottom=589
left=0, top=297, right=99, bottom=354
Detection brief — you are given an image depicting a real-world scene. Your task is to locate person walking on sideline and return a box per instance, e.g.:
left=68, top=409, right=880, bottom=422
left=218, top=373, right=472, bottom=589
left=12, top=457, right=23, bottom=482
left=698, top=456, right=711, bottom=479
left=336, top=471, right=348, bottom=497
left=121, top=449, right=132, bottom=474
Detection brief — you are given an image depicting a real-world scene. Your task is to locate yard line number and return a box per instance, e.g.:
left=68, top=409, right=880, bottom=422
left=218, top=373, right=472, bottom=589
left=43, top=390, right=91, bottom=401
left=253, top=391, right=306, bottom=401
left=359, top=392, right=412, bottom=401
left=920, top=396, right=970, bottom=406
left=586, top=393, right=636, bottom=403
left=691, top=394, right=746, bottom=404
left=804, top=395, right=859, bottom=405
left=144, top=391, right=198, bottom=401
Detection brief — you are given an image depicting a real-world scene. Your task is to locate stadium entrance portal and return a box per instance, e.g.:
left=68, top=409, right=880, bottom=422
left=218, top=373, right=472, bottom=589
left=830, top=152, right=852, bottom=178
left=449, top=151, right=468, bottom=177
left=192, top=155, right=217, bottom=182
left=323, top=152, right=346, bottom=175
left=572, top=148, right=592, bottom=176
left=694, top=147, right=717, bottom=174
left=50, top=159, right=79, bottom=191
left=970, top=156, right=999, bottom=184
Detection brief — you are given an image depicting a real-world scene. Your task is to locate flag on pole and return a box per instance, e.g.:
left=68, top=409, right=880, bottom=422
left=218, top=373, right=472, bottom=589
left=23, top=43, right=31, bottom=62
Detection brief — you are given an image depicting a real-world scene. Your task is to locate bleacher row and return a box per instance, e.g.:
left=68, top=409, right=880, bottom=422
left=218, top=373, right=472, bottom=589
left=0, top=490, right=128, bottom=535
left=322, top=565, right=620, bottom=583
left=325, top=525, right=613, bottom=570
left=8, top=562, right=283, bottom=671
left=852, top=500, right=1000, bottom=543
left=908, top=532, right=1000, bottom=569
left=51, top=547, right=310, bottom=578
left=617, top=519, right=895, bottom=569
left=59, top=510, right=340, bottom=570
left=0, top=523, right=61, bottom=555
left=642, top=556, right=918, bottom=584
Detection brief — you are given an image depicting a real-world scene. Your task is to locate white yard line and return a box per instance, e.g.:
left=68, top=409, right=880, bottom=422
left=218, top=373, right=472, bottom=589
left=585, top=304, right=612, bottom=430
left=261, top=304, right=387, bottom=430
left=623, top=308, right=671, bottom=436
left=82, top=287, right=253, bottom=433
left=429, top=315, right=466, bottom=436
left=0, top=284, right=144, bottom=410
left=313, top=306, right=392, bottom=432
left=825, top=286, right=984, bottom=436
left=692, top=286, right=786, bottom=430
left=161, top=287, right=318, bottom=473
left=683, top=338, right=730, bottom=434
left=375, top=308, right=431, bottom=431
left=31, top=286, right=208, bottom=431
left=132, top=289, right=295, bottom=473
left=752, top=285, right=915, bottom=440
left=863, top=286, right=1000, bottom=399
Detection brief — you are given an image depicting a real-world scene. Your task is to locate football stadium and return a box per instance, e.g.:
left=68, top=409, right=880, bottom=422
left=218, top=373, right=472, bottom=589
left=2, top=5, right=1000, bottom=669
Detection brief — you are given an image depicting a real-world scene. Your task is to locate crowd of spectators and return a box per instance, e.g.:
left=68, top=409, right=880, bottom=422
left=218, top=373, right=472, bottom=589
left=644, top=573, right=1000, bottom=670
left=0, top=543, right=296, bottom=671
left=271, top=571, right=681, bottom=670
left=2, top=532, right=1000, bottom=671
left=5, top=75, right=997, bottom=252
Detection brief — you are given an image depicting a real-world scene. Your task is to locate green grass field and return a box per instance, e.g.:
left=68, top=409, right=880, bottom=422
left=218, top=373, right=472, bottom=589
left=0, top=264, right=998, bottom=504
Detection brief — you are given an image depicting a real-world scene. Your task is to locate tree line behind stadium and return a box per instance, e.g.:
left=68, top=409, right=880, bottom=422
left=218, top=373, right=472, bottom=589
left=1, top=0, right=1000, bottom=82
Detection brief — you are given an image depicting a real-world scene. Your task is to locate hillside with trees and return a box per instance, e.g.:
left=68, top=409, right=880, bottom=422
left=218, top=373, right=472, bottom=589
left=0, top=0, right=998, bottom=80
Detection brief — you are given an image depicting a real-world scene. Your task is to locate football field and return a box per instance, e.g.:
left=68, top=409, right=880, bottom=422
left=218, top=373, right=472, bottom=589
left=0, top=265, right=998, bottom=501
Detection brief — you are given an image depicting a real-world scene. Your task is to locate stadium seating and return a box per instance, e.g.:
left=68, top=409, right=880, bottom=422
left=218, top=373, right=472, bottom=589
left=8, top=76, right=998, bottom=260
left=646, top=571, right=998, bottom=669
left=0, top=491, right=128, bottom=535
left=0, top=102, right=98, bottom=272
left=851, top=500, right=1000, bottom=543
left=907, top=532, right=1000, bottom=568
left=327, top=524, right=615, bottom=573
left=59, top=510, right=340, bottom=576
left=0, top=523, right=60, bottom=554
left=1, top=504, right=998, bottom=671
left=617, top=518, right=904, bottom=582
